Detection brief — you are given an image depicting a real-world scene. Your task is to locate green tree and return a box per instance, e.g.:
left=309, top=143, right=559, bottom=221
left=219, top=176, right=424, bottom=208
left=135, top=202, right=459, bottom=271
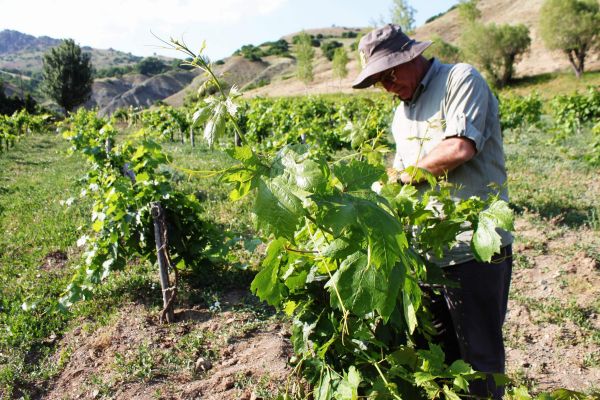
left=390, top=0, right=415, bottom=32
left=457, top=0, right=481, bottom=23
left=295, top=33, right=315, bottom=84
left=136, top=57, right=169, bottom=75
left=321, top=40, right=343, bottom=61
left=539, top=0, right=599, bottom=78
left=42, top=39, right=93, bottom=112
left=423, top=36, right=461, bottom=64
left=461, top=23, right=531, bottom=88
left=332, top=47, right=349, bottom=81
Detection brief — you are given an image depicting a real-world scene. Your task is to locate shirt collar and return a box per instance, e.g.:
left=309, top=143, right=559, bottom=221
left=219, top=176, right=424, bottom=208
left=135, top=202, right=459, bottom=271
left=408, top=58, right=439, bottom=105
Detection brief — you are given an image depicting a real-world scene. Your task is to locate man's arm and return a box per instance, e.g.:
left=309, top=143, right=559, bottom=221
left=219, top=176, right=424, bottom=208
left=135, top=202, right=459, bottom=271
left=396, top=137, right=476, bottom=184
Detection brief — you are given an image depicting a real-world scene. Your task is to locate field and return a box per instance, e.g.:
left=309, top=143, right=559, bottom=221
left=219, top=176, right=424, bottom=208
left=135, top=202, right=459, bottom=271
left=1, top=86, right=600, bottom=400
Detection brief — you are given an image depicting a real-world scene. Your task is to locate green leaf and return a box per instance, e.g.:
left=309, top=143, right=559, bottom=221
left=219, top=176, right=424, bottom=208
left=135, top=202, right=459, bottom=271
left=333, top=159, right=384, bottom=192
left=250, top=238, right=287, bottom=306
left=404, top=166, right=437, bottom=187
left=443, top=385, right=462, bottom=400
left=254, top=178, right=304, bottom=240
left=548, top=389, right=588, bottom=400
left=447, top=360, right=474, bottom=375
left=321, top=237, right=355, bottom=259
left=327, top=252, right=403, bottom=320
left=334, top=366, right=362, bottom=400
left=453, top=375, right=469, bottom=392
left=314, top=194, right=406, bottom=271
left=482, top=199, right=514, bottom=231
left=472, top=215, right=502, bottom=262
left=402, top=278, right=421, bottom=334
left=275, top=146, right=329, bottom=194
left=315, top=369, right=333, bottom=400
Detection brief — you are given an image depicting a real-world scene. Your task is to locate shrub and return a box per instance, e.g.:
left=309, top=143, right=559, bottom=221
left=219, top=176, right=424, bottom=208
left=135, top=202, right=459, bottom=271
left=233, top=44, right=265, bottom=62
left=136, top=57, right=169, bottom=76
left=550, top=87, right=600, bottom=135
left=423, top=36, right=461, bottom=64
left=321, top=40, right=343, bottom=61
left=498, top=93, right=543, bottom=131
left=460, top=22, right=531, bottom=88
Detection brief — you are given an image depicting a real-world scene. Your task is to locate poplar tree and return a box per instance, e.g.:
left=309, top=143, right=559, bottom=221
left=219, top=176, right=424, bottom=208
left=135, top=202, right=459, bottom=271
left=332, top=47, right=349, bottom=81
left=295, top=33, right=315, bottom=84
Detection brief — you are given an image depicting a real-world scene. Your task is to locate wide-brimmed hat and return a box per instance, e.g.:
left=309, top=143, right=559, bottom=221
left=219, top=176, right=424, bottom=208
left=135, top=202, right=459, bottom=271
left=352, top=24, right=432, bottom=89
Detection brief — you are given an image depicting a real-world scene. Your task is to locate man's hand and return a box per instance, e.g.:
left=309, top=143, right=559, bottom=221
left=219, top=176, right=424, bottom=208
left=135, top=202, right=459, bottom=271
left=387, top=167, right=415, bottom=185
left=386, top=167, right=402, bottom=184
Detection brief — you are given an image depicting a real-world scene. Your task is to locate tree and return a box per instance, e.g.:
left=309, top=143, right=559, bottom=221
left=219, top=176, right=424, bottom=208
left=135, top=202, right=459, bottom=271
left=390, top=0, right=415, bottom=32
left=321, top=40, right=343, bottom=61
left=423, top=36, right=462, bottom=64
left=457, top=0, right=481, bottom=23
left=136, top=57, right=169, bottom=75
left=332, top=47, right=349, bottom=81
left=461, top=23, right=531, bottom=88
left=295, top=33, right=315, bottom=84
left=42, top=39, right=93, bottom=113
left=539, top=0, right=599, bottom=78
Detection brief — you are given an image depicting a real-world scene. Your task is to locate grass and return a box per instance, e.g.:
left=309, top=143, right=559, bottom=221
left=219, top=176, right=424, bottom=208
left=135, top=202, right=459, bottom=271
left=501, top=70, right=600, bottom=99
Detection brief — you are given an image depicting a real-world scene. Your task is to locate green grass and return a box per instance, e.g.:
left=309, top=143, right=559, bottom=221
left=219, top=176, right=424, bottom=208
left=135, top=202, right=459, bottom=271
left=501, top=70, right=600, bottom=99
left=505, top=122, right=600, bottom=229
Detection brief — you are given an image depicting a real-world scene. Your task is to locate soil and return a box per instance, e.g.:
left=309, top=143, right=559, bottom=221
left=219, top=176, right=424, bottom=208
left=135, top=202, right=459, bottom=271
left=504, top=215, right=600, bottom=393
left=42, top=213, right=600, bottom=399
left=43, top=290, right=294, bottom=400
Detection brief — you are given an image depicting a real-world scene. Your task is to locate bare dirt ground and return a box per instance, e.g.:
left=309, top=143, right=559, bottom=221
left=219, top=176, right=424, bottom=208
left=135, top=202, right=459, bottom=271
left=504, top=214, right=600, bottom=394
left=44, top=290, right=295, bottom=400
left=42, top=213, right=600, bottom=399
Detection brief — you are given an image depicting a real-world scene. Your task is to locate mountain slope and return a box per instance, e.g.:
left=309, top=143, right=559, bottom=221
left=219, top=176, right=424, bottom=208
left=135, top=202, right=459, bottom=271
left=412, top=0, right=600, bottom=77
left=0, top=30, right=143, bottom=75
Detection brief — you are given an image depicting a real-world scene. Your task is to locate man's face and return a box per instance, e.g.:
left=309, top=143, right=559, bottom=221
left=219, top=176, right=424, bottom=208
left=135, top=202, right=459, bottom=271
left=376, top=58, right=423, bottom=101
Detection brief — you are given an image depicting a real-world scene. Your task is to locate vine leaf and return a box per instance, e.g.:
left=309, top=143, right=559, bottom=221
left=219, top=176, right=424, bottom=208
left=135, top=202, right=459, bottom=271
left=327, top=252, right=403, bottom=321
left=333, top=159, right=384, bottom=192
left=254, top=177, right=304, bottom=240
left=250, top=238, right=287, bottom=306
left=334, top=366, right=362, bottom=399
left=472, top=200, right=513, bottom=262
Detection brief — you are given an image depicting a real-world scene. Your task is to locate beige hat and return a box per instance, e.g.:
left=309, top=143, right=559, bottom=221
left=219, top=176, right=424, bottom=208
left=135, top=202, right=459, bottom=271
left=352, top=24, right=432, bottom=89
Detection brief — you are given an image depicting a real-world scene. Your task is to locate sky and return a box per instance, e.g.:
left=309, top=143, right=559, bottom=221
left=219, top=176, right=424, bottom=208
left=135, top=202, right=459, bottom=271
left=0, top=0, right=458, bottom=61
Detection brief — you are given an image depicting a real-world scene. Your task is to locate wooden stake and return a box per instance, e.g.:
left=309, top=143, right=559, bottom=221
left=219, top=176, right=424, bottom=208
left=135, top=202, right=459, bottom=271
left=151, top=202, right=175, bottom=323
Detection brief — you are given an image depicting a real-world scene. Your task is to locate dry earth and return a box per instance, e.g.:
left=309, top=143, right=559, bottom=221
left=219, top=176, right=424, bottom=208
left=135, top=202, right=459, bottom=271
left=44, top=291, right=295, bottom=400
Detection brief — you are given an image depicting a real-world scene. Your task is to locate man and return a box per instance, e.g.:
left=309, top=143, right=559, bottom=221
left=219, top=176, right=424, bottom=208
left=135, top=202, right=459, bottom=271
left=352, top=24, right=513, bottom=399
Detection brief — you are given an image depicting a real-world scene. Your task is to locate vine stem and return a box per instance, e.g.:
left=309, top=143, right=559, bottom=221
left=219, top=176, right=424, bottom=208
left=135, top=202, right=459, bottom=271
left=360, top=351, right=403, bottom=400
left=306, top=223, right=350, bottom=341
left=154, top=34, right=248, bottom=146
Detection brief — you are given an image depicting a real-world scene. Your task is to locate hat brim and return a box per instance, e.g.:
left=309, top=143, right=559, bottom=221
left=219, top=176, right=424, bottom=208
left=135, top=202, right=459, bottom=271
left=352, top=40, right=432, bottom=89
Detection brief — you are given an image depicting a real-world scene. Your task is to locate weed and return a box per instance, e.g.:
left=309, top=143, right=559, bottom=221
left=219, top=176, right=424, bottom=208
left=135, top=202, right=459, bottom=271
left=113, top=342, right=156, bottom=382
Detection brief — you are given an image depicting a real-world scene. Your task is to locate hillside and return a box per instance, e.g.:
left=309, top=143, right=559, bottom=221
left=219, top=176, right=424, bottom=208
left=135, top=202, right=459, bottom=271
left=412, top=0, right=600, bottom=77
left=237, top=0, right=600, bottom=98
left=0, top=30, right=143, bottom=75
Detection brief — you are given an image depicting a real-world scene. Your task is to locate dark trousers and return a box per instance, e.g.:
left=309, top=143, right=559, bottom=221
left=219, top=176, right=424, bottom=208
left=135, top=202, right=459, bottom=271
left=427, top=246, right=513, bottom=399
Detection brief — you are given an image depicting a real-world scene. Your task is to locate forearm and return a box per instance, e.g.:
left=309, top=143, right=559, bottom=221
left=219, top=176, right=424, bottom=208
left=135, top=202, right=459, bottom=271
left=397, top=137, right=476, bottom=184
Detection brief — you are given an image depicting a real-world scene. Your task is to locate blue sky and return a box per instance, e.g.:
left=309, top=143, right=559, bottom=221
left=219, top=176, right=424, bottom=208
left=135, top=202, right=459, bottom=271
left=1, top=0, right=457, bottom=60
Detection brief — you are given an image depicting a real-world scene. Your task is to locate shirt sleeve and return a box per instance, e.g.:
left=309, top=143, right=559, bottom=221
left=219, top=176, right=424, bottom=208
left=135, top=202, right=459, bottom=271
left=443, top=66, right=491, bottom=153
